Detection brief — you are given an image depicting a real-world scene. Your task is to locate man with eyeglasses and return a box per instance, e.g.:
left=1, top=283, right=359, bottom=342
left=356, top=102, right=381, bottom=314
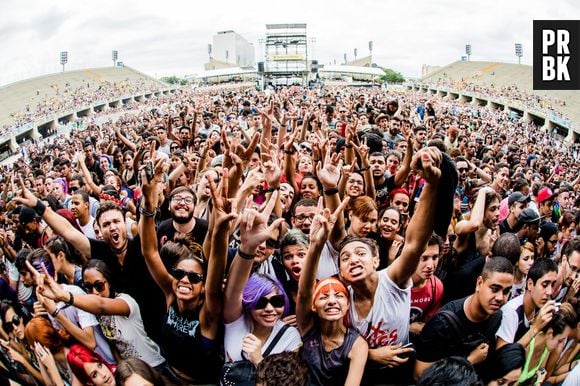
left=555, top=237, right=580, bottom=302
left=156, top=187, right=208, bottom=268
left=290, top=199, right=317, bottom=236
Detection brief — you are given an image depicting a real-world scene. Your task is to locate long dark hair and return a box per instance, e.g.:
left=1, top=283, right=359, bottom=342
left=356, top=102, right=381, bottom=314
left=82, top=259, right=118, bottom=298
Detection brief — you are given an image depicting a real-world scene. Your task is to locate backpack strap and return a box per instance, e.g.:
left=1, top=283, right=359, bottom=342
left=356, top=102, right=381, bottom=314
left=263, top=324, right=290, bottom=357
left=437, top=309, right=462, bottom=337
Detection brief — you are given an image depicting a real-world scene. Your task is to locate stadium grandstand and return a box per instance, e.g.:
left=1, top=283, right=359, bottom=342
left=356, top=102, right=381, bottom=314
left=410, top=60, right=580, bottom=142
left=0, top=66, right=175, bottom=157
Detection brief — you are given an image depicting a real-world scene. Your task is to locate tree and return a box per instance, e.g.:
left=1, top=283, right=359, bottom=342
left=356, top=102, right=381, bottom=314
left=381, top=68, right=405, bottom=83
left=160, top=75, right=188, bottom=86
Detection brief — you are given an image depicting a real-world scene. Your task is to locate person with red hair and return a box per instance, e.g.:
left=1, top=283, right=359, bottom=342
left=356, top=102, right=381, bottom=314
left=67, top=344, right=116, bottom=386
left=24, top=316, right=76, bottom=385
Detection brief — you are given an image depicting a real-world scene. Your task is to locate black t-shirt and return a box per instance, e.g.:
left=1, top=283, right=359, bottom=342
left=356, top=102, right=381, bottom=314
left=442, top=256, right=485, bottom=304
left=88, top=237, right=165, bottom=340
left=375, top=175, right=397, bottom=211
left=156, top=218, right=208, bottom=267
left=416, top=297, right=502, bottom=375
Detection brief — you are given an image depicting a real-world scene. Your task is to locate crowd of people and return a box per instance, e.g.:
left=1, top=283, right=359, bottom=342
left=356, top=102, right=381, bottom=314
left=419, top=77, right=572, bottom=125
left=0, top=82, right=578, bottom=386
left=3, top=77, right=165, bottom=137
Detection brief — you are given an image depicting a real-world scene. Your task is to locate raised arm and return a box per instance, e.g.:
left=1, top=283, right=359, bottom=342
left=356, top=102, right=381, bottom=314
left=454, top=186, right=493, bottom=236
left=317, top=152, right=347, bottom=250
left=388, top=147, right=442, bottom=287
left=76, top=151, right=102, bottom=196
left=297, top=199, right=346, bottom=334
left=138, top=160, right=174, bottom=299
left=37, top=267, right=130, bottom=317
left=201, top=170, right=237, bottom=333
left=14, top=177, right=91, bottom=257
left=223, top=192, right=284, bottom=324
left=393, top=134, right=414, bottom=187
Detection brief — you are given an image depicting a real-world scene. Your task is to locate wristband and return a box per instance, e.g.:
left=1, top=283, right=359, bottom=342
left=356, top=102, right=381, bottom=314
left=33, top=200, right=47, bottom=217
left=139, top=206, right=157, bottom=218
left=323, top=188, right=339, bottom=196
left=284, top=150, right=295, bottom=155
left=345, top=144, right=353, bottom=149
left=51, top=303, right=70, bottom=318
left=357, top=166, right=369, bottom=172
left=264, top=187, right=280, bottom=194
left=65, top=291, right=74, bottom=306
left=237, top=249, right=256, bottom=260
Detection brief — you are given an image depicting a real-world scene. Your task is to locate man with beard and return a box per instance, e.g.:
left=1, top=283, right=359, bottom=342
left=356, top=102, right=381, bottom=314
left=414, top=257, right=514, bottom=380
left=384, top=117, right=404, bottom=150
left=157, top=187, right=208, bottom=268
left=14, top=179, right=165, bottom=341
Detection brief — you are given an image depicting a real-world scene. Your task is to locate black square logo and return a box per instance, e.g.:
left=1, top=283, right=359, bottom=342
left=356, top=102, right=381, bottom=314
left=533, top=20, right=580, bottom=90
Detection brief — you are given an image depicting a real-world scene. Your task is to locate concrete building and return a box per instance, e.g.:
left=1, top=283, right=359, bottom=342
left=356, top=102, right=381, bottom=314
left=211, top=30, right=255, bottom=68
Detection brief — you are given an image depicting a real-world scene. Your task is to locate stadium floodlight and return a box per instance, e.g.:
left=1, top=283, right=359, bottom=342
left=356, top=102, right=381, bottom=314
left=354, top=48, right=358, bottom=61
left=465, top=44, right=472, bottom=61
left=225, top=49, right=229, bottom=63
left=369, top=41, right=373, bottom=53
left=515, top=43, right=523, bottom=64
left=60, top=51, right=68, bottom=72
left=344, top=53, right=347, bottom=64
left=112, top=50, right=118, bottom=67
left=208, top=44, right=212, bottom=58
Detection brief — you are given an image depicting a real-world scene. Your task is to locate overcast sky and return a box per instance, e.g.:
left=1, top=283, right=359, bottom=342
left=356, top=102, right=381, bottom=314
left=1, top=0, right=578, bottom=86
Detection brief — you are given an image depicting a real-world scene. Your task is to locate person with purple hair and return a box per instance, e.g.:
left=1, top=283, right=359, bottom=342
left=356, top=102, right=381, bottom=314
left=222, top=192, right=302, bottom=383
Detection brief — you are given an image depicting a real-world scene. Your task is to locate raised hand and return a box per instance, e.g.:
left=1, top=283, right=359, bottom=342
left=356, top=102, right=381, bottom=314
left=411, top=147, right=442, bottom=185
left=238, top=192, right=285, bottom=253
left=316, top=152, right=343, bottom=190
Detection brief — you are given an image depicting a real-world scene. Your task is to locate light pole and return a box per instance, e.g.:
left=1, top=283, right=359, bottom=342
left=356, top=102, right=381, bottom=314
left=60, top=51, right=68, bottom=72
left=515, top=43, right=523, bottom=65
left=112, top=50, right=118, bottom=67
left=354, top=48, right=358, bottom=62
left=465, top=44, right=472, bottom=61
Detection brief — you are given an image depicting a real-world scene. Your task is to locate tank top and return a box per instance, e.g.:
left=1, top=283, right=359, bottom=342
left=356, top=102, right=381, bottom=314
left=300, top=325, right=360, bottom=386
left=519, top=336, right=549, bottom=384
left=159, top=302, right=220, bottom=383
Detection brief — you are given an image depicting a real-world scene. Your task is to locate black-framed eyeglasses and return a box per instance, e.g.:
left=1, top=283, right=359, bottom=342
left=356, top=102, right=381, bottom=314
left=2, top=315, right=21, bottom=333
left=255, top=295, right=285, bottom=310
left=300, top=145, right=312, bottom=153
left=172, top=196, right=194, bottom=205
left=457, top=168, right=468, bottom=173
left=266, top=238, right=279, bottom=248
left=294, top=214, right=315, bottom=222
left=546, top=239, right=558, bottom=245
left=171, top=268, right=204, bottom=284
left=83, top=280, right=107, bottom=293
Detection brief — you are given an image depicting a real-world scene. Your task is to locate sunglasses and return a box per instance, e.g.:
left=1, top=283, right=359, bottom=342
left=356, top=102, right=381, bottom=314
left=255, top=295, right=285, bottom=310
left=2, top=315, right=21, bottom=333
left=83, top=280, right=107, bottom=293
left=171, top=268, right=204, bottom=284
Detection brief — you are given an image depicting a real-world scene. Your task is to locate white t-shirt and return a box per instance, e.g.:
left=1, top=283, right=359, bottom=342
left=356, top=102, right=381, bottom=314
left=78, top=217, right=96, bottom=239
left=98, top=293, right=165, bottom=367
left=496, top=295, right=529, bottom=344
left=50, top=284, right=115, bottom=364
left=348, top=267, right=412, bottom=348
left=317, top=241, right=339, bottom=280
left=223, top=315, right=301, bottom=362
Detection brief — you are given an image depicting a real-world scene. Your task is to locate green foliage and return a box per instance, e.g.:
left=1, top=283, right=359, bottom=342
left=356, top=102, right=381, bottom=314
left=160, top=75, right=188, bottom=85
left=380, top=68, right=405, bottom=83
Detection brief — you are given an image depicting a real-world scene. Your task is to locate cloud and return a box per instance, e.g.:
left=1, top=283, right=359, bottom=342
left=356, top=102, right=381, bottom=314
left=0, top=0, right=578, bottom=86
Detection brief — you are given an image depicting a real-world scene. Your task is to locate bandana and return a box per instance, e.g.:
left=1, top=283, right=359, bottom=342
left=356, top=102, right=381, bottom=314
left=312, top=278, right=349, bottom=307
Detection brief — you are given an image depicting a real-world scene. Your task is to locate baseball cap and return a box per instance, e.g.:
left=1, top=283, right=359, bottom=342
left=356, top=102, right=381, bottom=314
left=518, top=208, right=540, bottom=224
left=537, top=187, right=555, bottom=204
left=508, top=192, right=530, bottom=207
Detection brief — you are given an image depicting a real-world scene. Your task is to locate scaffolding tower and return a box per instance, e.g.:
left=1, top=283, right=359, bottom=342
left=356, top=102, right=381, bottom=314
left=263, top=23, right=309, bottom=86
